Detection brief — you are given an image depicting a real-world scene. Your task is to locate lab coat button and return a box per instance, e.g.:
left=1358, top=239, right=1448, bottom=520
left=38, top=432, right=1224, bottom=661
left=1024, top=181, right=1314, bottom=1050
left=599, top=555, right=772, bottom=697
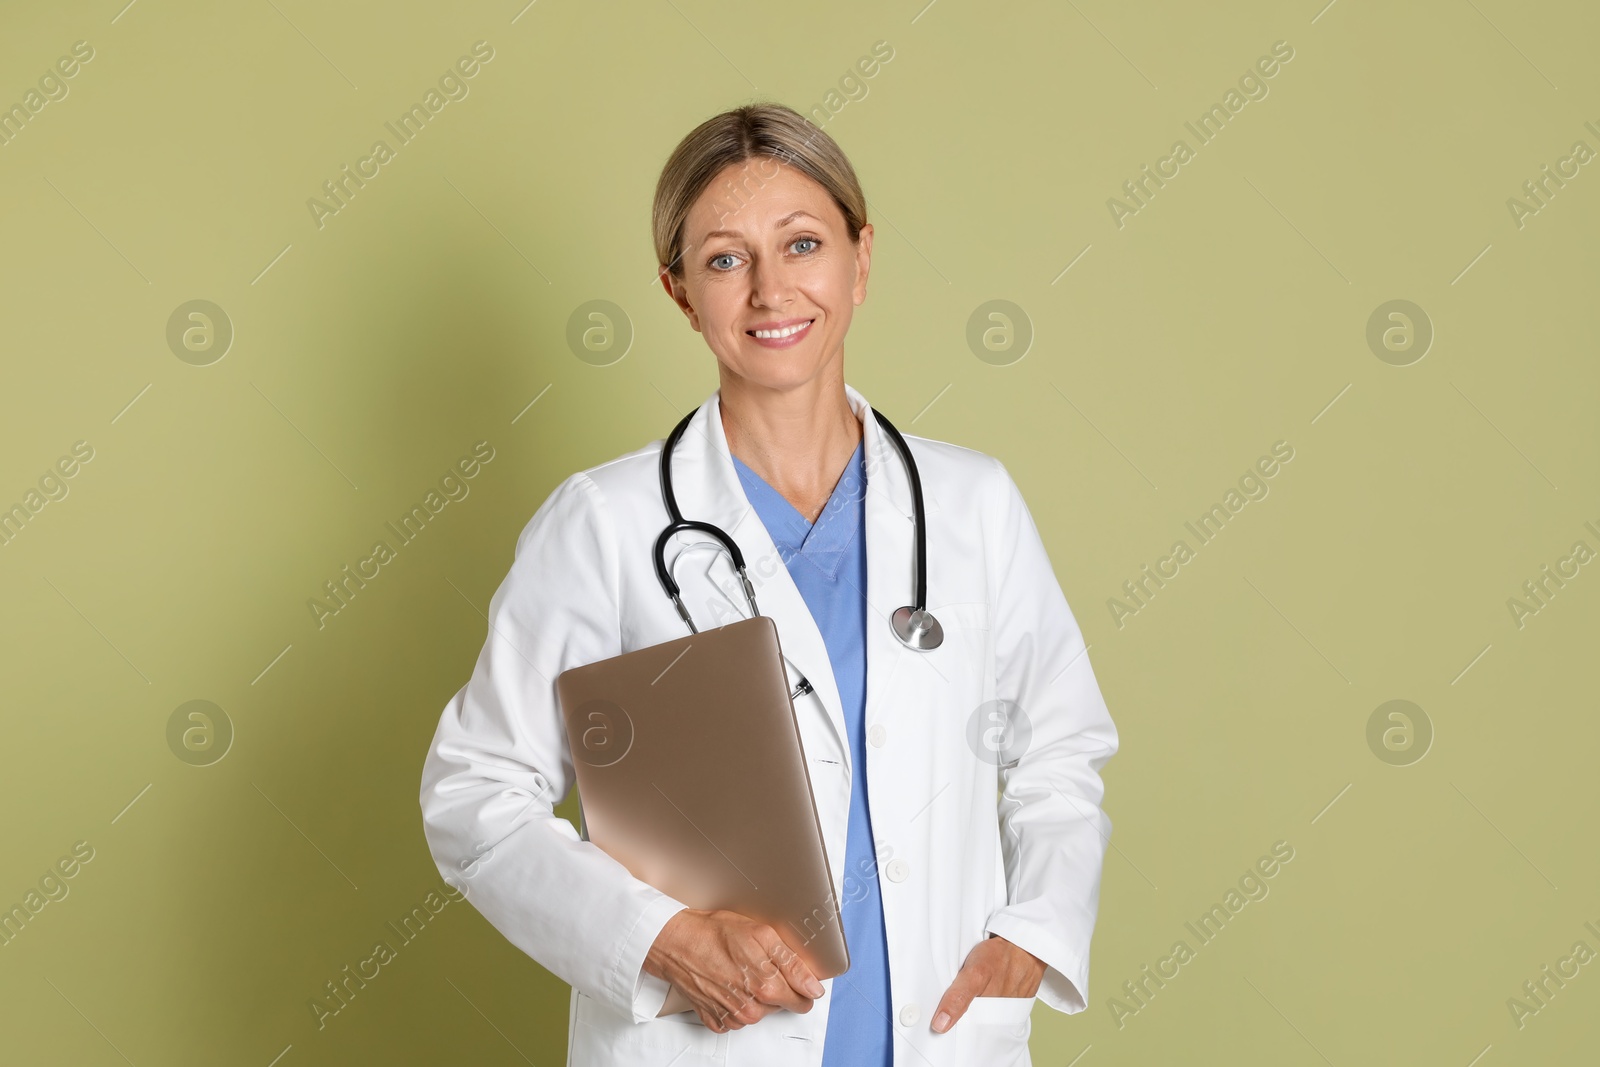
left=899, top=1003, right=920, bottom=1026
left=868, top=724, right=886, bottom=747
left=885, top=858, right=909, bottom=882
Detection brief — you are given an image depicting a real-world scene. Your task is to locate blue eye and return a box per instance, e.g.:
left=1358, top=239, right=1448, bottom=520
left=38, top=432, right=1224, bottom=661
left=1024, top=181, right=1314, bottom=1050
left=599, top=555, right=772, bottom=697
left=710, top=254, right=739, bottom=271
left=792, top=237, right=819, bottom=254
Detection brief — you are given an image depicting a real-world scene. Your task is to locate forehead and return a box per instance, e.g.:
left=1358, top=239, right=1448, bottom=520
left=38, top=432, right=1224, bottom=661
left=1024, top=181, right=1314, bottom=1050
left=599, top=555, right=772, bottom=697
left=683, top=159, right=843, bottom=236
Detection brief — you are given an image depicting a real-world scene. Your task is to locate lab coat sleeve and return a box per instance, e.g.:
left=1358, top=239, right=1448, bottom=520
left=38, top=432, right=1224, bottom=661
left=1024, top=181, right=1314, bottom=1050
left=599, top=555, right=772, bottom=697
left=419, top=471, right=687, bottom=1024
left=980, top=458, right=1120, bottom=1016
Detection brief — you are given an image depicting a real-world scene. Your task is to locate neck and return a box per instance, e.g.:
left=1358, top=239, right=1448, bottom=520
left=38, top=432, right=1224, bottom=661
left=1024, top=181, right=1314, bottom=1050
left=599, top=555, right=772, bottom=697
left=718, top=368, right=862, bottom=523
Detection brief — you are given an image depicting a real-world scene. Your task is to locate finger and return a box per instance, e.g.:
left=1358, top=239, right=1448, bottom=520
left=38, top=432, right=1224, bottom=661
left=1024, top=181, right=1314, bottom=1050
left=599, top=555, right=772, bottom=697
left=728, top=953, right=796, bottom=1025
left=680, top=974, right=752, bottom=1031
left=724, top=963, right=793, bottom=1022
left=709, top=994, right=749, bottom=1031
left=750, top=931, right=822, bottom=1013
left=931, top=965, right=991, bottom=1033
left=765, top=936, right=824, bottom=1005
left=684, top=989, right=736, bottom=1032
left=721, top=981, right=757, bottom=1026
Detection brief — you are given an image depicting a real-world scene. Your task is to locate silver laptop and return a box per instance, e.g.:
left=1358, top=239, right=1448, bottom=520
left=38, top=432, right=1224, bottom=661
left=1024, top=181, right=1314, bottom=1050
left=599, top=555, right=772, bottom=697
left=556, top=614, right=850, bottom=1017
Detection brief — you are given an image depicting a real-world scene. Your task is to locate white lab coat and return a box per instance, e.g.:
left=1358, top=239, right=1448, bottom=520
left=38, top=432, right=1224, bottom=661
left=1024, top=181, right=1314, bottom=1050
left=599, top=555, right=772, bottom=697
left=419, top=382, right=1119, bottom=1066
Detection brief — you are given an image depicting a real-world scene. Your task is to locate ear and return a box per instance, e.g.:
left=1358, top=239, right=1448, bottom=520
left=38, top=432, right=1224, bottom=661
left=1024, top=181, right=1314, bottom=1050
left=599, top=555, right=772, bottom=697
left=659, top=268, right=701, bottom=332
left=851, top=222, right=874, bottom=306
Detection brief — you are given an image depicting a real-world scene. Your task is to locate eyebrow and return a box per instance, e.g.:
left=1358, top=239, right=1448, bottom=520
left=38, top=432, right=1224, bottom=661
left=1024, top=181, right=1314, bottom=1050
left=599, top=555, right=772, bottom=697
left=700, top=210, right=819, bottom=242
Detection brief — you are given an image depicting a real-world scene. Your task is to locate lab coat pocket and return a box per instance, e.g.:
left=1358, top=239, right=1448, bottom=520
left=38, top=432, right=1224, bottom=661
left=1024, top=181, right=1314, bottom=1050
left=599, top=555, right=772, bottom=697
left=958, top=995, right=1033, bottom=1066
left=569, top=989, right=727, bottom=1067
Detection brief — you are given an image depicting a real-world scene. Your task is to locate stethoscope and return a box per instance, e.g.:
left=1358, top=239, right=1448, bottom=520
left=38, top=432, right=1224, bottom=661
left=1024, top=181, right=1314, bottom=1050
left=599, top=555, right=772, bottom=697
left=650, top=406, right=944, bottom=661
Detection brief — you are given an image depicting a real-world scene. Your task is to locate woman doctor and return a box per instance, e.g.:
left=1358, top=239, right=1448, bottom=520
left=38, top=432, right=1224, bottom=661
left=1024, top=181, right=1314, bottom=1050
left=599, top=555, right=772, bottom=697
left=419, top=103, right=1119, bottom=1067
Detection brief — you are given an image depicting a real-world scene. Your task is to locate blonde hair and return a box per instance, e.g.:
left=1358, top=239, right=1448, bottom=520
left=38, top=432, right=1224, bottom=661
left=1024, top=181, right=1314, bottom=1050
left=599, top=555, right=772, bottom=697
left=652, top=102, right=867, bottom=278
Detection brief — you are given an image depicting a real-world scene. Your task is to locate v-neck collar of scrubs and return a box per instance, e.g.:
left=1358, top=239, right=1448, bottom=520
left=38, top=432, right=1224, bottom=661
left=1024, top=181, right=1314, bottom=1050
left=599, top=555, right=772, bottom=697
left=730, top=438, right=866, bottom=581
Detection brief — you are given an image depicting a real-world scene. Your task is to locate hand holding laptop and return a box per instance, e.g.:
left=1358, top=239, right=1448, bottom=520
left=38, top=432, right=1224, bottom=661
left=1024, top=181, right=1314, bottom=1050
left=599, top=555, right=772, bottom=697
left=643, top=907, right=827, bottom=1032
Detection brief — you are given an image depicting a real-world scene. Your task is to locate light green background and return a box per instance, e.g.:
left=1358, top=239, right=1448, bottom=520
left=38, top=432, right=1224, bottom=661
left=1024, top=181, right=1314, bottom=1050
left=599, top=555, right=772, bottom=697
left=2, top=0, right=1596, bottom=1063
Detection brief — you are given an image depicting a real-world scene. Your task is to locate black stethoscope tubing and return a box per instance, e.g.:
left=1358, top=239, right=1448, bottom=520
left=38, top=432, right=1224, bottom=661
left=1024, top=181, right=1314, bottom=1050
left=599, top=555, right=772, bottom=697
left=651, top=405, right=942, bottom=651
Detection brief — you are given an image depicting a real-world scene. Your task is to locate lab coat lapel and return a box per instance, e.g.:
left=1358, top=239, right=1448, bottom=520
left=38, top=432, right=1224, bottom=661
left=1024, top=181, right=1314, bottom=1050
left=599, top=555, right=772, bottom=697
left=668, top=388, right=851, bottom=767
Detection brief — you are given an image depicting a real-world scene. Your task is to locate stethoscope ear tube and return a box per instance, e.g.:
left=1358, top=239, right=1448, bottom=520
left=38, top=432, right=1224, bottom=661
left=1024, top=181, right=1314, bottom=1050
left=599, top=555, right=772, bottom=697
left=869, top=408, right=927, bottom=613
left=657, top=410, right=695, bottom=526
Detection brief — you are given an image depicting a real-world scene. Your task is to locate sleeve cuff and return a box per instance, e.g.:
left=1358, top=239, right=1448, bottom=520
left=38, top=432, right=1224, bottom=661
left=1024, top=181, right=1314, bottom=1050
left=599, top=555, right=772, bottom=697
left=615, top=893, right=689, bottom=1023
left=632, top=969, right=673, bottom=1020
left=985, top=913, right=1090, bottom=1015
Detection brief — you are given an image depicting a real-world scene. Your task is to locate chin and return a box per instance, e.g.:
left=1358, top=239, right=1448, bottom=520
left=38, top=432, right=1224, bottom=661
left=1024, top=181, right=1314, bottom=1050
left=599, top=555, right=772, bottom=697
left=726, top=355, right=830, bottom=393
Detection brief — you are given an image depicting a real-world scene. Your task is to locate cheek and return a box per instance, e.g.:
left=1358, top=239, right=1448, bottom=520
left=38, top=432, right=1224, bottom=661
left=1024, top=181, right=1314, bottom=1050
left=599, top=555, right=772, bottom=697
left=800, top=264, right=852, bottom=312
left=687, top=283, right=733, bottom=330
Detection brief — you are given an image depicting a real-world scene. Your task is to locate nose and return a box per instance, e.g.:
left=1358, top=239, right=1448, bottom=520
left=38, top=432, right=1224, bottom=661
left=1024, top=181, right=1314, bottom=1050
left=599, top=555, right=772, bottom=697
left=749, top=254, right=795, bottom=310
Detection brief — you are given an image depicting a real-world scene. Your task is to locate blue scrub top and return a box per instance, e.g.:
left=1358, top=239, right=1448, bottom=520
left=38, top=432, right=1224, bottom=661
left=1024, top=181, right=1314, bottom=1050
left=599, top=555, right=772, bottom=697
left=732, top=437, right=893, bottom=1066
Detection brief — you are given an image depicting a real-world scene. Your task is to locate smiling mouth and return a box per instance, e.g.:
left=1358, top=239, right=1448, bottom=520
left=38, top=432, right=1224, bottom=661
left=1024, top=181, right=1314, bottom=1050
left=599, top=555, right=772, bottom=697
left=747, top=318, right=815, bottom=339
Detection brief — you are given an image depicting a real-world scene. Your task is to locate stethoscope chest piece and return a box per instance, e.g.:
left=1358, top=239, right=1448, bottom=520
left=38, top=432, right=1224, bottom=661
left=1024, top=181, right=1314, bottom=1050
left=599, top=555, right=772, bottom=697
left=891, top=606, right=943, bottom=651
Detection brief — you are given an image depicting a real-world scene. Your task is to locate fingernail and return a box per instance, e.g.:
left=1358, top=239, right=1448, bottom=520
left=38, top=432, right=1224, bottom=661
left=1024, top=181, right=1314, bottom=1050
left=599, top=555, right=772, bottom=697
left=932, top=1011, right=951, bottom=1033
left=805, top=978, right=824, bottom=997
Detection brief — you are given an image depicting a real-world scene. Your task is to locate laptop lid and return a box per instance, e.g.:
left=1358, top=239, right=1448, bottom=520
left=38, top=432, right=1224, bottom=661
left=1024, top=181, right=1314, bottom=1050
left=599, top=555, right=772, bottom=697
left=556, top=614, right=849, bottom=1016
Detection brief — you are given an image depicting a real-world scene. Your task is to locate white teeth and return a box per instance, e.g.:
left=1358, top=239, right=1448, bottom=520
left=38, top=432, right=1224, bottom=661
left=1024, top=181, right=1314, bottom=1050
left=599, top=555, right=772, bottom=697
left=753, top=319, right=812, bottom=339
